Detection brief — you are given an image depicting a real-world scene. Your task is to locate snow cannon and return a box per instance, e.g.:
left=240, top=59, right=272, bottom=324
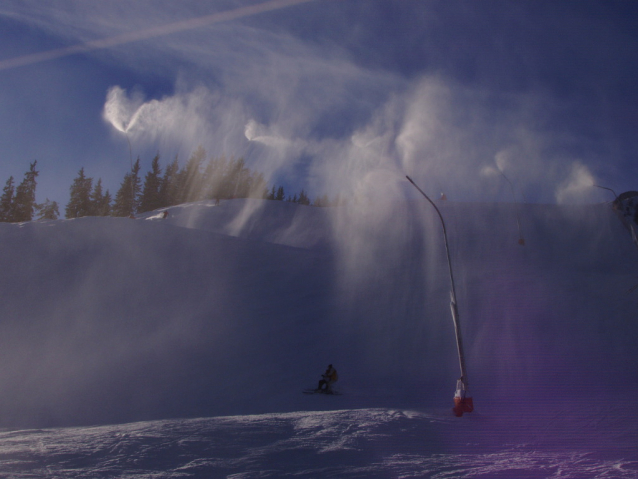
left=453, top=378, right=473, bottom=417
left=405, top=176, right=474, bottom=418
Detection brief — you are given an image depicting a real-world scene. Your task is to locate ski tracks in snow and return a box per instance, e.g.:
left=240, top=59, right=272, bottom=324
left=0, top=408, right=636, bottom=478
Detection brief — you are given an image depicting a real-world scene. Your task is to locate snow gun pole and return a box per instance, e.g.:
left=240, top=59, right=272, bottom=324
left=406, top=176, right=473, bottom=417
left=593, top=184, right=618, bottom=201
left=498, top=169, right=525, bottom=246
left=125, top=131, right=136, bottom=218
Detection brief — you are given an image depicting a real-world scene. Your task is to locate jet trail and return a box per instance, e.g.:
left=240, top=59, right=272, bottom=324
left=0, top=0, right=313, bottom=71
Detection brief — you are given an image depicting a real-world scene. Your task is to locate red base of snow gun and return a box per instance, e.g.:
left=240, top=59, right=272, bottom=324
left=453, top=396, right=474, bottom=417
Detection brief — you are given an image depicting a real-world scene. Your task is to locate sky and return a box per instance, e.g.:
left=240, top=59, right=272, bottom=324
left=1, top=0, right=637, bottom=207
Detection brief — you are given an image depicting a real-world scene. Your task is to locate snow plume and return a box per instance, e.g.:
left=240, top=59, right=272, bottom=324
left=480, top=165, right=501, bottom=179
left=394, top=81, right=546, bottom=203
left=479, top=147, right=531, bottom=203
left=103, top=84, right=245, bottom=151
left=244, top=120, right=288, bottom=148
left=103, top=86, right=145, bottom=133
left=396, top=80, right=461, bottom=180
left=99, top=36, right=604, bottom=308
left=555, top=161, right=597, bottom=204
left=243, top=119, right=307, bottom=175
left=494, top=147, right=512, bottom=172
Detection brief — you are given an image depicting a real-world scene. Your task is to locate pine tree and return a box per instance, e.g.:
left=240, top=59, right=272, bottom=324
left=207, top=155, right=228, bottom=201
left=228, top=158, right=249, bottom=198
left=314, top=194, right=330, bottom=207
left=298, top=189, right=310, bottom=206
left=65, top=167, right=93, bottom=218
left=139, top=154, right=163, bottom=213
left=112, top=159, right=141, bottom=217
left=180, top=147, right=206, bottom=203
left=90, top=179, right=111, bottom=216
left=250, top=172, right=268, bottom=199
left=36, top=199, right=60, bottom=220
left=202, top=156, right=224, bottom=200
left=158, top=157, right=179, bottom=207
left=102, top=190, right=113, bottom=216
left=0, top=176, right=15, bottom=222
left=276, top=186, right=285, bottom=201
left=13, top=161, right=39, bottom=222
left=216, top=156, right=241, bottom=199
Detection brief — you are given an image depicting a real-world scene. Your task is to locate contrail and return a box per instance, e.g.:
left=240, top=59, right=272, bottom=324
left=0, top=0, right=314, bottom=71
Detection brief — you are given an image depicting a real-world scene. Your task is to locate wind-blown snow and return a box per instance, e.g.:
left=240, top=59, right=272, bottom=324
left=0, top=198, right=637, bottom=477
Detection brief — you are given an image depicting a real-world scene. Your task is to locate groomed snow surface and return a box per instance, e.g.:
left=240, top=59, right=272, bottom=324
left=0, top=198, right=637, bottom=478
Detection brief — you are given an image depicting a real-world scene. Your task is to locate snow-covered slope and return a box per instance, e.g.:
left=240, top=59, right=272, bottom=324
left=0, top=198, right=637, bottom=477
left=2, top=405, right=637, bottom=478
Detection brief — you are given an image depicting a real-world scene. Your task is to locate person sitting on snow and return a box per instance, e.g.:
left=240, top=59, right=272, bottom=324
left=316, top=364, right=338, bottom=392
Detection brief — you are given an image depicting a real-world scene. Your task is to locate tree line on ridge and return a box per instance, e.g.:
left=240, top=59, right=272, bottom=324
left=0, top=148, right=339, bottom=222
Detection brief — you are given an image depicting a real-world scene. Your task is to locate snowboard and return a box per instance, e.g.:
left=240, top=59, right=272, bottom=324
left=302, top=388, right=342, bottom=395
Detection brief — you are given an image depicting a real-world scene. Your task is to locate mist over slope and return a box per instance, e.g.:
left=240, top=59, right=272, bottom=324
left=0, top=198, right=636, bottom=428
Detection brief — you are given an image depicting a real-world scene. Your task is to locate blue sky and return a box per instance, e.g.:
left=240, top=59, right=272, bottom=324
left=0, top=0, right=637, bottom=207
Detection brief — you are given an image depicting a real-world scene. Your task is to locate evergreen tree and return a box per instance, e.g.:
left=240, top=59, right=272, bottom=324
left=65, top=167, right=93, bottom=218
left=0, top=176, right=15, bottom=222
left=314, top=194, right=330, bottom=207
left=103, top=190, right=113, bottom=215
left=216, top=156, right=241, bottom=199
left=180, top=147, right=207, bottom=203
left=90, top=179, right=111, bottom=216
left=276, top=186, right=285, bottom=201
left=112, top=159, right=141, bottom=217
left=158, top=157, right=179, bottom=207
left=172, top=163, right=188, bottom=205
left=202, top=156, right=224, bottom=200
left=229, top=158, right=250, bottom=198
left=250, top=172, right=268, bottom=199
left=139, top=155, right=163, bottom=213
left=267, top=186, right=276, bottom=200
left=297, top=189, right=310, bottom=206
left=208, top=155, right=229, bottom=201
left=100, top=190, right=113, bottom=216
left=13, top=161, right=39, bottom=222
left=36, top=199, right=59, bottom=220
